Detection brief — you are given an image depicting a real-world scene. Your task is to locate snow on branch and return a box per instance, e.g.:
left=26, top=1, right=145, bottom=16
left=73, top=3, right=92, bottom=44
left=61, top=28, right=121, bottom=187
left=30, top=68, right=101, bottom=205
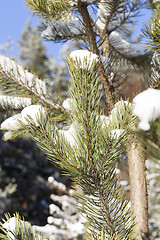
left=1, top=105, right=46, bottom=140
left=133, top=88, right=160, bottom=131
left=1, top=213, right=42, bottom=240
left=69, top=0, right=95, bottom=5
left=109, top=31, right=131, bottom=53
left=70, top=49, right=98, bottom=69
left=0, top=95, right=31, bottom=110
left=41, top=19, right=85, bottom=41
left=0, top=54, right=46, bottom=95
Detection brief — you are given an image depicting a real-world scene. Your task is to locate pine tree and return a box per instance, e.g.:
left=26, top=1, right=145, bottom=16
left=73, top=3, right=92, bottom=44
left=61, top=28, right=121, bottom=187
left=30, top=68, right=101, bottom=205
left=19, top=20, right=69, bottom=98
left=18, top=20, right=50, bottom=80
left=0, top=0, right=159, bottom=239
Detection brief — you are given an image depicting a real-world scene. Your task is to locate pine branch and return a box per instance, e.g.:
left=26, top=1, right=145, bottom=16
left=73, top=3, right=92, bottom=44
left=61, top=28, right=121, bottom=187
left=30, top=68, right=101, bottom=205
left=66, top=57, right=136, bottom=238
left=17, top=56, right=136, bottom=238
left=78, top=0, right=114, bottom=113
left=0, top=95, right=31, bottom=112
left=40, top=20, right=86, bottom=43
left=21, top=113, right=81, bottom=175
left=96, top=177, right=115, bottom=235
left=25, top=0, right=73, bottom=20
left=0, top=213, right=44, bottom=240
left=102, top=0, right=144, bottom=34
left=142, top=4, right=160, bottom=53
left=109, top=43, right=152, bottom=72
left=0, top=55, right=71, bottom=121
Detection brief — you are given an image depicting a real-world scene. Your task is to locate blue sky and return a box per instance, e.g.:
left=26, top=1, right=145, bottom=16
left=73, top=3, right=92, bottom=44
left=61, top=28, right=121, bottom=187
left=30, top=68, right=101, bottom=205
left=0, top=0, right=153, bottom=60
left=0, top=0, right=63, bottom=59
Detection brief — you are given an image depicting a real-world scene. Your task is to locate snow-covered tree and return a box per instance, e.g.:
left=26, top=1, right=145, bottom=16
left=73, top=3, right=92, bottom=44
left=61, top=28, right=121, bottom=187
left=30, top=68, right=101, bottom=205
left=19, top=20, right=69, bottom=98
left=0, top=0, right=159, bottom=240
left=18, top=20, right=51, bottom=80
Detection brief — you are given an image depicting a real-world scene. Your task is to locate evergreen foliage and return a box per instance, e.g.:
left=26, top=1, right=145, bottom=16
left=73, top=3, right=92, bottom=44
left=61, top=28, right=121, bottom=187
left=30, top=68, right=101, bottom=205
left=0, top=54, right=136, bottom=239
left=142, top=2, right=160, bottom=54
left=0, top=213, right=44, bottom=240
left=0, top=0, right=159, bottom=239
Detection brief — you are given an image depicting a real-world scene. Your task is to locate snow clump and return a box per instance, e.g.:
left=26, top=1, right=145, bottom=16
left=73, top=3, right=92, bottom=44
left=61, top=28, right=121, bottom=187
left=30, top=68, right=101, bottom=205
left=2, top=216, right=38, bottom=240
left=41, top=25, right=53, bottom=39
left=1, top=105, right=45, bottom=140
left=69, top=0, right=95, bottom=6
left=1, top=114, right=22, bottom=130
left=59, top=122, right=77, bottom=147
left=133, top=88, right=160, bottom=131
left=21, top=105, right=45, bottom=125
left=62, top=98, right=74, bottom=111
left=70, top=50, right=98, bottom=70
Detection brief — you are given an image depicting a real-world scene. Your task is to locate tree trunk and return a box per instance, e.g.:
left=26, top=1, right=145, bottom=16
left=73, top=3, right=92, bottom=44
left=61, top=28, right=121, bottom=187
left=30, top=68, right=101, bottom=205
left=126, top=135, right=149, bottom=240
left=78, top=0, right=114, bottom=113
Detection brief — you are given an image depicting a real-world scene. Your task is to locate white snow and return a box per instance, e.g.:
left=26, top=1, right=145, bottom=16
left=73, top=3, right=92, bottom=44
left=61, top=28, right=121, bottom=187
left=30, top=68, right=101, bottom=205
left=3, top=131, right=13, bottom=141
left=47, top=216, right=63, bottom=226
left=100, top=100, right=132, bottom=129
left=99, top=100, right=132, bottom=139
left=133, top=88, right=160, bottom=131
left=99, top=115, right=110, bottom=128
left=41, top=25, right=53, bottom=38
left=42, top=20, right=84, bottom=40
left=48, top=176, right=66, bottom=191
left=3, top=216, right=37, bottom=240
left=111, top=129, right=124, bottom=139
left=1, top=114, right=22, bottom=130
left=109, top=31, right=131, bottom=52
left=114, top=168, right=121, bottom=174
left=0, top=54, right=46, bottom=95
left=59, top=123, right=77, bottom=147
left=60, top=12, right=78, bottom=22
left=97, top=1, right=110, bottom=30
left=97, top=1, right=135, bottom=31
left=0, top=95, right=31, bottom=109
left=70, top=50, right=98, bottom=70
left=69, top=0, right=94, bottom=5
left=21, top=105, right=45, bottom=125
left=110, top=100, right=132, bottom=125
left=1, top=105, right=45, bottom=140
left=62, top=98, right=73, bottom=111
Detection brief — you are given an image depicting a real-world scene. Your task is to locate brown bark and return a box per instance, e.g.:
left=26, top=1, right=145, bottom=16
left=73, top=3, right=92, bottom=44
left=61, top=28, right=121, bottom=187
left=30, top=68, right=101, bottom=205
left=126, top=135, right=149, bottom=240
left=78, top=0, right=114, bottom=113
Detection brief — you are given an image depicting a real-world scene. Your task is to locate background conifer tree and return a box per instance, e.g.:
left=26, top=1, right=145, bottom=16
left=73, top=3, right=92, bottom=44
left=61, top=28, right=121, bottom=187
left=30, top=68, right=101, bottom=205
left=18, top=20, right=69, bottom=98
left=18, top=20, right=50, bottom=80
